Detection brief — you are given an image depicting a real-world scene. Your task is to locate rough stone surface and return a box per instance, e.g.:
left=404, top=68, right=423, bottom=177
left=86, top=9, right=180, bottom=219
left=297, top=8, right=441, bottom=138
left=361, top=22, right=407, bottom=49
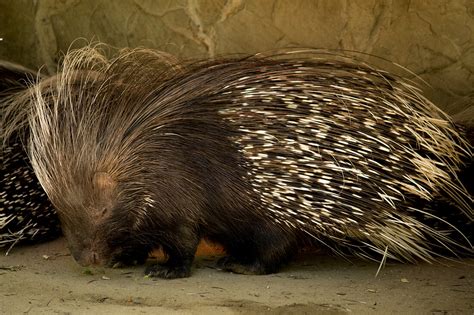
left=0, top=0, right=473, bottom=112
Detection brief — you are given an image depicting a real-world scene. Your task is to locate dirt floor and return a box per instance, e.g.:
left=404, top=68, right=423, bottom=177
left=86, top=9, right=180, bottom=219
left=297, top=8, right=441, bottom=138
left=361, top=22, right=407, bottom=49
left=1, top=238, right=473, bottom=314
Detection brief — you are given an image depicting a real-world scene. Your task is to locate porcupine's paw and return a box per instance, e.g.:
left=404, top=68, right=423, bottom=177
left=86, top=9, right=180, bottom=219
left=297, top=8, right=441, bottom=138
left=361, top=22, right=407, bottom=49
left=110, top=250, right=149, bottom=268
left=145, top=263, right=192, bottom=279
left=110, top=257, right=146, bottom=268
left=216, top=256, right=276, bottom=275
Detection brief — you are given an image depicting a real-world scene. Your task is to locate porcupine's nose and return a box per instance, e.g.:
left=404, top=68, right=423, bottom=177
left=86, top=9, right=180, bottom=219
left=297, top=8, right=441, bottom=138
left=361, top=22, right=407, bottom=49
left=74, top=250, right=102, bottom=266
left=90, top=252, right=100, bottom=265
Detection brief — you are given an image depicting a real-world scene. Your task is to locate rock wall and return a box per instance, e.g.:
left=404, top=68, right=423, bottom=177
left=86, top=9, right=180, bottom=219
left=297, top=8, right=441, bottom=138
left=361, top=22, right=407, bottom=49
left=1, top=0, right=473, bottom=112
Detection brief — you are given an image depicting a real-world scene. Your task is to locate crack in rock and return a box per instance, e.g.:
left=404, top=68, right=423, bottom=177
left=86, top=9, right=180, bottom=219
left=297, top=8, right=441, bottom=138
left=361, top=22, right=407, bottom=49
left=186, top=0, right=215, bottom=57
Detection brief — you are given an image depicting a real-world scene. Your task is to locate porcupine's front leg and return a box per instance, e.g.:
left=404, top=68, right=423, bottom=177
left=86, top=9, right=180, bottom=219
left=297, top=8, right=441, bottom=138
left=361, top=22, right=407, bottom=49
left=145, top=225, right=200, bottom=279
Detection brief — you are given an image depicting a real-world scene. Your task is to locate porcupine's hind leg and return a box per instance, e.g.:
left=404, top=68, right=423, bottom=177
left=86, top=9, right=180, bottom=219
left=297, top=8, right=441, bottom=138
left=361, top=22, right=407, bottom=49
left=216, top=221, right=297, bottom=275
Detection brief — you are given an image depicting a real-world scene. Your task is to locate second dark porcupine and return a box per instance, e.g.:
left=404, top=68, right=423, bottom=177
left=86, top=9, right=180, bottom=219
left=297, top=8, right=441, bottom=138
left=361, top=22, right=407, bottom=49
left=1, top=61, right=61, bottom=251
left=17, top=47, right=473, bottom=278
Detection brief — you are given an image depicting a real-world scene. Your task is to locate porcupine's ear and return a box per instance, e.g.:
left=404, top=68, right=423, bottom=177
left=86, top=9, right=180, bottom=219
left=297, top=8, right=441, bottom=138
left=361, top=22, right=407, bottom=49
left=92, top=172, right=117, bottom=219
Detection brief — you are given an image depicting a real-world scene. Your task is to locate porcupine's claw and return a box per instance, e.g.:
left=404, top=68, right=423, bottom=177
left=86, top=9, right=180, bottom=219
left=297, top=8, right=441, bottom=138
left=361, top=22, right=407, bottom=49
left=145, top=262, right=192, bottom=279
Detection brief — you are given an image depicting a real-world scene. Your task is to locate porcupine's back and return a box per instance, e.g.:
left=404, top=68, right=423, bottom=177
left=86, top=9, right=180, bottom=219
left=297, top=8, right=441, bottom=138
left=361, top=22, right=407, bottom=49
left=188, top=53, right=473, bottom=262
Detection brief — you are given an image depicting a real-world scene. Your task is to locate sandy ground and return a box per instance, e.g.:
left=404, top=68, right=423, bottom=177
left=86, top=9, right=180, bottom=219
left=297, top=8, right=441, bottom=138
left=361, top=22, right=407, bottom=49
left=1, top=238, right=473, bottom=314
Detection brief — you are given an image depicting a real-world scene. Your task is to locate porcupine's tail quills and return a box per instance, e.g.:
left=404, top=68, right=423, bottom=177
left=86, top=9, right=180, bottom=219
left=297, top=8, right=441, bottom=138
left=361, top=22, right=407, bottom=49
left=214, top=51, right=473, bottom=262
left=22, top=45, right=473, bottom=278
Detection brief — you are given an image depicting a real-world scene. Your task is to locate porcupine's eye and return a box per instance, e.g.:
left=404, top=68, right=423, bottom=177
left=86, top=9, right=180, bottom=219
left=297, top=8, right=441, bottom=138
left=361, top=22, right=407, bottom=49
left=91, top=207, right=111, bottom=222
left=99, top=207, right=108, bottom=218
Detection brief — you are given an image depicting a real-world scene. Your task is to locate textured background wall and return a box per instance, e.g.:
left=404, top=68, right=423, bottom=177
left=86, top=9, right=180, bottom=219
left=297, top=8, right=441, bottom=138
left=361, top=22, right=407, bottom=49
left=0, top=0, right=473, bottom=113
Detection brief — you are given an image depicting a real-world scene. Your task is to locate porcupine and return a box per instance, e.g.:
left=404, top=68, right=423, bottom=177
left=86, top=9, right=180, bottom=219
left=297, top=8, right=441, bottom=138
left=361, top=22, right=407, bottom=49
left=0, top=61, right=61, bottom=252
left=18, top=46, right=473, bottom=278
